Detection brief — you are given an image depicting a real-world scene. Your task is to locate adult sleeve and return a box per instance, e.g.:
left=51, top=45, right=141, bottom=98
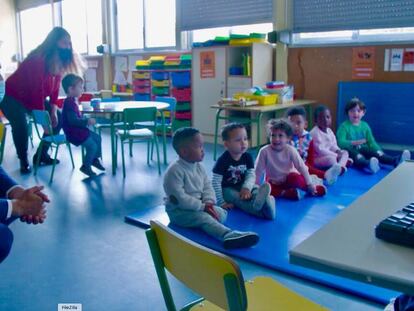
left=0, top=167, right=18, bottom=198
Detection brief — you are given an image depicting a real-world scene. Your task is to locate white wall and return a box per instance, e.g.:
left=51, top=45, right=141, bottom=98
left=0, top=0, right=18, bottom=77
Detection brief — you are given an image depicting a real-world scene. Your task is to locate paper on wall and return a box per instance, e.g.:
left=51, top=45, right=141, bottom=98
left=390, top=49, right=404, bottom=71
left=403, top=48, right=414, bottom=72
left=84, top=68, right=98, bottom=92
left=384, top=49, right=390, bottom=71
left=128, top=55, right=142, bottom=71
left=113, top=70, right=127, bottom=85
left=115, top=56, right=128, bottom=72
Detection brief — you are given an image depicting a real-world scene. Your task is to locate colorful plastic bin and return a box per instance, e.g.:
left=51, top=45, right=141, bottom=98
left=171, top=71, right=191, bottom=88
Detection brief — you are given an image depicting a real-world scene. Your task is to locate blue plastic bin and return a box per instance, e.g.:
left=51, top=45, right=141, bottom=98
left=171, top=71, right=191, bottom=88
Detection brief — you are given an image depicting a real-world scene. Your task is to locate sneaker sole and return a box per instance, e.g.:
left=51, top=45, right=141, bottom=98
left=253, top=183, right=271, bottom=211
left=223, top=234, right=259, bottom=249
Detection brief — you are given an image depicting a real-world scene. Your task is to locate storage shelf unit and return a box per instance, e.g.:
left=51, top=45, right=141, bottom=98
left=132, top=69, right=192, bottom=131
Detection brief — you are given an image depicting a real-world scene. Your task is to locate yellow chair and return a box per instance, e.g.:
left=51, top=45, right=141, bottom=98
left=0, top=123, right=6, bottom=164
left=146, top=220, right=328, bottom=311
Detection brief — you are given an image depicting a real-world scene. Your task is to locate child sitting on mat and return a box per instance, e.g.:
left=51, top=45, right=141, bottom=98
left=212, top=123, right=275, bottom=220
left=61, top=74, right=105, bottom=177
left=337, top=98, right=410, bottom=174
left=310, top=105, right=351, bottom=175
left=287, top=106, right=341, bottom=186
left=163, top=127, right=259, bottom=249
left=255, top=118, right=327, bottom=200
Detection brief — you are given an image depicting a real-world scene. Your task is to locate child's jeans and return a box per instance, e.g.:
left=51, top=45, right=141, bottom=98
left=167, top=206, right=230, bottom=240
left=81, top=131, right=102, bottom=167
left=223, top=185, right=264, bottom=217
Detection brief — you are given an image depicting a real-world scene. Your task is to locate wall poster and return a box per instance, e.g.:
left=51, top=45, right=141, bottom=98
left=200, top=51, right=215, bottom=79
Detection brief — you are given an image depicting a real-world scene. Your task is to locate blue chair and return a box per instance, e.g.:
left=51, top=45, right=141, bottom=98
left=32, top=110, right=74, bottom=183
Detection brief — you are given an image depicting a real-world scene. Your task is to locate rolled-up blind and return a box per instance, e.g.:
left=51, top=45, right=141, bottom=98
left=16, top=0, right=61, bottom=12
left=179, top=0, right=273, bottom=31
left=293, top=0, right=414, bottom=33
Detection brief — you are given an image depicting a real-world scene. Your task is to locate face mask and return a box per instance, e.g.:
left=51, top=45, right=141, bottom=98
left=58, top=48, right=73, bottom=65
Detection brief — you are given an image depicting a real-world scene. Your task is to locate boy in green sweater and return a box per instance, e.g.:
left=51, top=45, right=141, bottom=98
left=337, top=98, right=410, bottom=173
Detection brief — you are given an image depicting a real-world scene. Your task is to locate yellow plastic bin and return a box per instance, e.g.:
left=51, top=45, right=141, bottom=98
left=234, top=93, right=278, bottom=106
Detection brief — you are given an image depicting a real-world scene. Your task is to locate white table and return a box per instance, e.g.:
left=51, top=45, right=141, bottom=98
left=290, top=161, right=414, bottom=295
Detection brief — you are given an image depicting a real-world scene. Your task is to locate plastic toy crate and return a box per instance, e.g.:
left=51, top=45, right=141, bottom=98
left=134, top=86, right=150, bottom=94
left=175, top=111, right=192, bottom=120
left=171, top=88, right=191, bottom=102
left=134, top=94, right=151, bottom=101
left=172, top=119, right=191, bottom=131
left=171, top=71, right=191, bottom=88
left=133, top=79, right=150, bottom=87
left=152, top=87, right=170, bottom=96
left=234, top=93, right=278, bottom=105
left=152, top=80, right=170, bottom=87
left=176, top=102, right=191, bottom=111
left=133, top=72, right=150, bottom=79
left=151, top=71, right=169, bottom=80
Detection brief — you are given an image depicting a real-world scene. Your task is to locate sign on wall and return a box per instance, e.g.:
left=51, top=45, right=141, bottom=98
left=352, top=47, right=375, bottom=80
left=200, top=51, right=215, bottom=79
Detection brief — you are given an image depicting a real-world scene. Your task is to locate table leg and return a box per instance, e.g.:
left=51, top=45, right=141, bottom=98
left=111, top=115, right=116, bottom=175
left=256, top=112, right=263, bottom=154
left=161, top=111, right=167, bottom=164
left=213, top=108, right=222, bottom=161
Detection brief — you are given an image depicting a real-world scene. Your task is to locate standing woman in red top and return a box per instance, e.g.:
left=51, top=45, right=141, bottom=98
left=0, top=27, right=83, bottom=173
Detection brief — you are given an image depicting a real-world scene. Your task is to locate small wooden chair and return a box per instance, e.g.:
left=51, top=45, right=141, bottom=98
left=146, top=220, right=328, bottom=311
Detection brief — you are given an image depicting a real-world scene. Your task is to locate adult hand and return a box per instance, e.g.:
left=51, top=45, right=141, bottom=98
left=12, top=187, right=46, bottom=218
left=239, top=188, right=252, bottom=200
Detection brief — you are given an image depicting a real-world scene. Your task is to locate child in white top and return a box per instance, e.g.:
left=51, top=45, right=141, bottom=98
left=310, top=105, right=351, bottom=174
left=255, top=119, right=326, bottom=201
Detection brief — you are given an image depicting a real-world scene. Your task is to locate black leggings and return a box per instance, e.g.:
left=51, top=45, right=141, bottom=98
left=0, top=95, right=62, bottom=162
left=347, top=146, right=397, bottom=169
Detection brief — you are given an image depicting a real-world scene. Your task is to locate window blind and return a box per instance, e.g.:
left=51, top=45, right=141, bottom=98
left=179, top=0, right=273, bottom=31
left=15, top=0, right=61, bottom=12
left=293, top=0, right=414, bottom=33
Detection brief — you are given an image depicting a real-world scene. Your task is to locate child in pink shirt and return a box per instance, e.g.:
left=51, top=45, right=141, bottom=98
left=310, top=105, right=351, bottom=173
left=255, top=118, right=326, bottom=200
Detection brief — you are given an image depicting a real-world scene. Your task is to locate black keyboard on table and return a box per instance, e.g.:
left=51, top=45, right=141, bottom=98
left=375, top=203, right=414, bottom=248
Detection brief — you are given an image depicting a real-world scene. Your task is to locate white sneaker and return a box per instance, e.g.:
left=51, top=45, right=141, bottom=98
left=324, top=163, right=342, bottom=186
left=261, top=195, right=276, bottom=220
left=369, top=157, right=380, bottom=174
left=384, top=298, right=396, bottom=311
left=253, top=182, right=271, bottom=211
left=223, top=231, right=259, bottom=249
left=400, top=150, right=411, bottom=164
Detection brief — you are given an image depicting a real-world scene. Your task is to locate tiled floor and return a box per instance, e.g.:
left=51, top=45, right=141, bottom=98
left=0, top=129, right=385, bottom=310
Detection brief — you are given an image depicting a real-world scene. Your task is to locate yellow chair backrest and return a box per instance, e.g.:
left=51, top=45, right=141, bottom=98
left=150, top=220, right=247, bottom=310
left=0, top=123, right=5, bottom=143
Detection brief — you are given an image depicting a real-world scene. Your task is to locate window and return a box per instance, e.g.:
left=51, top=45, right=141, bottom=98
left=62, top=0, right=102, bottom=55
left=19, top=4, right=53, bottom=57
left=293, top=28, right=414, bottom=46
left=115, top=0, right=176, bottom=51
left=191, top=23, right=273, bottom=44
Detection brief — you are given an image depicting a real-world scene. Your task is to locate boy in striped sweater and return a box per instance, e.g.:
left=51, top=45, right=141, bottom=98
left=212, top=123, right=275, bottom=220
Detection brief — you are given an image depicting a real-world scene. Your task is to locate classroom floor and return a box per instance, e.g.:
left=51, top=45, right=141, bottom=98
left=0, top=129, right=386, bottom=311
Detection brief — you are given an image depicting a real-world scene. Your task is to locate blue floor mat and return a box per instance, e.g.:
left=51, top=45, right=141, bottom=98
left=126, top=167, right=400, bottom=304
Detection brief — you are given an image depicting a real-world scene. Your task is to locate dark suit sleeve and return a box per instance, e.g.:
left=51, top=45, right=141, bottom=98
left=0, top=200, right=9, bottom=223
left=0, top=166, right=17, bottom=198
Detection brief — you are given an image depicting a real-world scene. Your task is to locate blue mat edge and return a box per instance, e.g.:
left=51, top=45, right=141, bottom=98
left=124, top=212, right=394, bottom=305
